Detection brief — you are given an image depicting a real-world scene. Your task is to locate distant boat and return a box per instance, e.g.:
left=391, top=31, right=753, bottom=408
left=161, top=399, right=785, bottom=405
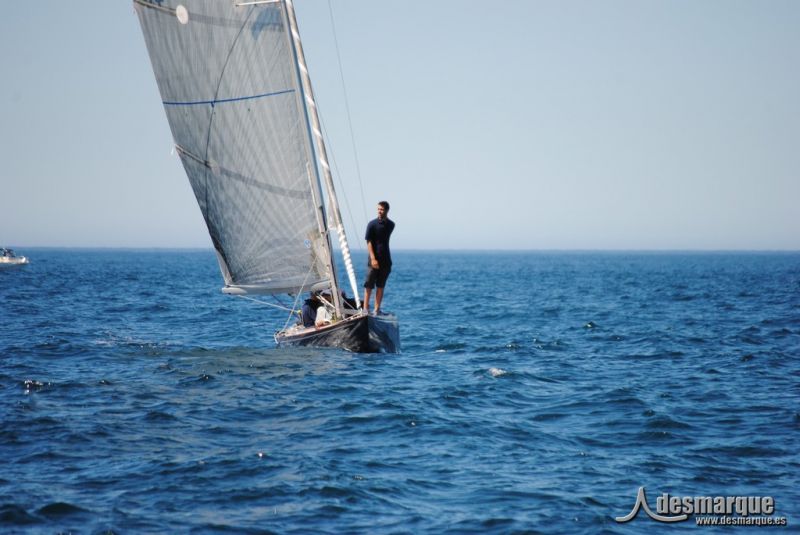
left=0, top=248, right=29, bottom=268
left=134, top=1, right=399, bottom=352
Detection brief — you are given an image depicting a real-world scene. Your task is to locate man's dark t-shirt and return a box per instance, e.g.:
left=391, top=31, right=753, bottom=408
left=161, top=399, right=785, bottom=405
left=301, top=298, right=318, bottom=328
left=365, top=217, right=395, bottom=267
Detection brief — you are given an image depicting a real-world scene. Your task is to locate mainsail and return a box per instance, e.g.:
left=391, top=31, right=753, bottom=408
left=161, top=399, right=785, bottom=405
left=134, top=0, right=338, bottom=296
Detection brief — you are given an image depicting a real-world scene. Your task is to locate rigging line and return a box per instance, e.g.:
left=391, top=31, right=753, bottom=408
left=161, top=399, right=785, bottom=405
left=317, top=110, right=363, bottom=253
left=327, top=0, right=368, bottom=227
left=281, top=259, right=318, bottom=332
left=235, top=294, right=294, bottom=312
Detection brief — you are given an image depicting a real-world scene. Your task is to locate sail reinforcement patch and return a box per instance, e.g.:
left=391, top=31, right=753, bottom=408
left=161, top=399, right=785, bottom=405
left=176, top=5, right=189, bottom=25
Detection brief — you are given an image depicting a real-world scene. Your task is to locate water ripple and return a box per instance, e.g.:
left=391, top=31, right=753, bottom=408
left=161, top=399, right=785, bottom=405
left=0, top=250, right=798, bottom=532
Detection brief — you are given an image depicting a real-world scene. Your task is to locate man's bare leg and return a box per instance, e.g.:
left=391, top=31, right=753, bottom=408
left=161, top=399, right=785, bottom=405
left=375, top=287, right=384, bottom=314
left=363, top=287, right=372, bottom=313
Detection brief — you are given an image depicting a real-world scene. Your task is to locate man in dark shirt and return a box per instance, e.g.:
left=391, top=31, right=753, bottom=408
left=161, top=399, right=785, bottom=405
left=300, top=293, right=320, bottom=328
left=363, top=201, right=395, bottom=315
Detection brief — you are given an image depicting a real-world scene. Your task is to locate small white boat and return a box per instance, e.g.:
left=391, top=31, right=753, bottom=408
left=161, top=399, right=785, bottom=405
left=0, top=248, right=29, bottom=267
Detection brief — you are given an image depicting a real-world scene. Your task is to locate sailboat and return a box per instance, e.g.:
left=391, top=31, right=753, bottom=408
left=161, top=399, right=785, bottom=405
left=134, top=0, right=399, bottom=353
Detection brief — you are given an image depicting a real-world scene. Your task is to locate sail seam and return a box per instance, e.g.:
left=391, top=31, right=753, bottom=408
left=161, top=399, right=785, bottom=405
left=175, top=145, right=310, bottom=200
left=133, top=0, right=175, bottom=15
left=163, top=89, right=295, bottom=107
left=199, top=5, right=257, bottom=274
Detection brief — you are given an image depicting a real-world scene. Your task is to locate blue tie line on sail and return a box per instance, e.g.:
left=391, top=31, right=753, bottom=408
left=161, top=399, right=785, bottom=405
left=162, top=88, right=296, bottom=107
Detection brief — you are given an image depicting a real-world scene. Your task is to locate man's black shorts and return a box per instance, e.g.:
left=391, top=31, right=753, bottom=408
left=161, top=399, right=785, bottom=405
left=364, top=266, right=391, bottom=289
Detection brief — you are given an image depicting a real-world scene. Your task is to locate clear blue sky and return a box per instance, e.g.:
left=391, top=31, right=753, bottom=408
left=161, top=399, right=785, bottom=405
left=1, top=1, right=798, bottom=250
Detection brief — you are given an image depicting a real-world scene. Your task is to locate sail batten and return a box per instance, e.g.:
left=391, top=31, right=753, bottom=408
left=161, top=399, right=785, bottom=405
left=135, top=0, right=332, bottom=295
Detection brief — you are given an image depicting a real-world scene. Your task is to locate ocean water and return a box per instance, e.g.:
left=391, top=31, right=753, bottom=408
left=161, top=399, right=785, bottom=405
left=1, top=249, right=798, bottom=534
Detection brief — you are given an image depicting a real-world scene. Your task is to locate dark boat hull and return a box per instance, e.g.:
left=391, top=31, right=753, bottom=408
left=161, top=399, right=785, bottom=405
left=275, top=313, right=400, bottom=353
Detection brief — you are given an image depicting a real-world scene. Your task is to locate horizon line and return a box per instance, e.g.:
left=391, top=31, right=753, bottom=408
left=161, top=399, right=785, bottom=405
left=7, top=246, right=800, bottom=254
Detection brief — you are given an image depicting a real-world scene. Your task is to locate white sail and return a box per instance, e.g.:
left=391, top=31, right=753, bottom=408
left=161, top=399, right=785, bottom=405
left=134, top=0, right=335, bottom=295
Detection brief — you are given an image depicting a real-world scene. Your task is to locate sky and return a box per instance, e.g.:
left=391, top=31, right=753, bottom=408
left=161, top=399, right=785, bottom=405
left=1, top=1, right=798, bottom=250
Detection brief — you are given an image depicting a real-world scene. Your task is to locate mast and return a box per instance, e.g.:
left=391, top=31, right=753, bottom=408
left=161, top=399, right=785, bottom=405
left=284, top=0, right=362, bottom=313
left=282, top=0, right=343, bottom=315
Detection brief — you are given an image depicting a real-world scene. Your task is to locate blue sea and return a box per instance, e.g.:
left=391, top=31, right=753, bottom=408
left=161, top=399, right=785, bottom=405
left=1, top=249, right=798, bottom=533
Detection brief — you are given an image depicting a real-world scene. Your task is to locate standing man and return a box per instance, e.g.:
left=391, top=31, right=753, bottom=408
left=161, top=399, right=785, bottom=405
left=363, top=201, right=395, bottom=315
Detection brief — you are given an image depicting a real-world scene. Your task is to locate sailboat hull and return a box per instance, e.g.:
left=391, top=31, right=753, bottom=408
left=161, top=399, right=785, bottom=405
left=275, top=313, right=399, bottom=353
